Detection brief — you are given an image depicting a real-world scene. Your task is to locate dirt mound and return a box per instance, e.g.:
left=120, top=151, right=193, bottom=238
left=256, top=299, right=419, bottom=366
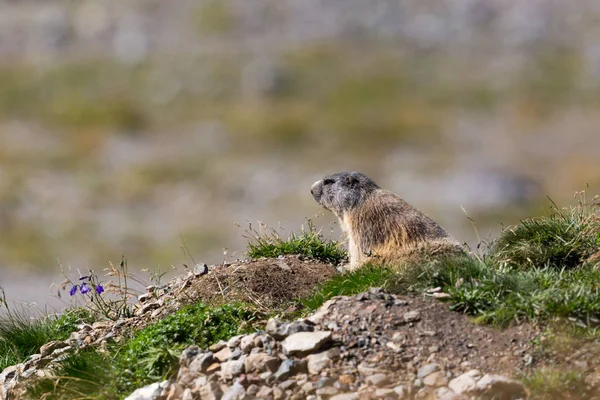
left=186, top=256, right=339, bottom=310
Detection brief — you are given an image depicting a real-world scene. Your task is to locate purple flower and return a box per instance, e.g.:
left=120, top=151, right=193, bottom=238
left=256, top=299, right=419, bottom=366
left=69, top=285, right=78, bottom=296
left=80, top=283, right=90, bottom=294
left=79, top=276, right=89, bottom=281
left=95, top=285, right=104, bottom=294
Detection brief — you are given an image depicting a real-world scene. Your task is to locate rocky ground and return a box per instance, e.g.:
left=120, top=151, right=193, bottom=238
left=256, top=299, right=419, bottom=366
left=3, top=257, right=600, bottom=399
left=128, top=288, right=538, bottom=400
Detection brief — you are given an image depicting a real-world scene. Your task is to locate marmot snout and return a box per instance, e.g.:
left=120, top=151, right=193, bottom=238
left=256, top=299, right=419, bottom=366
left=311, top=172, right=463, bottom=270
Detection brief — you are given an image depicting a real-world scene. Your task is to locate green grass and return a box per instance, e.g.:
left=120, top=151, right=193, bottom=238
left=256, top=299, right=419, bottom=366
left=490, top=200, right=600, bottom=270
left=26, top=348, right=116, bottom=400
left=0, top=307, right=95, bottom=371
left=299, top=264, right=394, bottom=312
left=522, top=367, right=588, bottom=400
left=245, top=219, right=347, bottom=265
left=27, top=302, right=259, bottom=399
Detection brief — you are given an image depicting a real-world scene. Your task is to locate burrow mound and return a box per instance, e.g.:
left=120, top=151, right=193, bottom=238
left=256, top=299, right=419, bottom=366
left=185, top=256, right=339, bottom=310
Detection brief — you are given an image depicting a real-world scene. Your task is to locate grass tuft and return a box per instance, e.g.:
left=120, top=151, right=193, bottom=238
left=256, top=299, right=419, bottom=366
left=490, top=198, right=600, bottom=270
left=299, top=264, right=393, bottom=312
left=245, top=219, right=347, bottom=265
left=522, top=367, right=587, bottom=400
left=0, top=306, right=95, bottom=371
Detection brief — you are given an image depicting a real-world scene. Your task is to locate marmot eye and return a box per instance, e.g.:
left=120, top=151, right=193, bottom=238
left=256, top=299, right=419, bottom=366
left=323, top=179, right=334, bottom=185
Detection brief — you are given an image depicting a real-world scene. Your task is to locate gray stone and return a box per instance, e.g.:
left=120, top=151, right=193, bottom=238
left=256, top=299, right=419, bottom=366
left=40, top=340, right=69, bottom=357
left=209, top=341, right=227, bottom=353
left=272, top=386, right=284, bottom=400
left=306, top=351, right=332, bottom=375
left=124, top=380, right=166, bottom=400
left=374, top=388, right=398, bottom=399
left=227, top=334, right=244, bottom=348
left=274, top=359, right=308, bottom=380
left=422, top=371, right=448, bottom=387
left=256, top=385, right=273, bottom=398
left=316, top=386, right=339, bottom=397
left=0, top=365, right=19, bottom=382
left=366, top=373, right=391, bottom=388
left=190, top=352, right=214, bottom=373
left=240, top=333, right=258, bottom=353
left=282, top=331, right=332, bottom=355
left=244, top=353, right=280, bottom=373
left=222, top=382, right=246, bottom=400
left=330, top=394, right=359, bottom=400
left=180, top=346, right=201, bottom=367
left=448, top=370, right=479, bottom=394
left=221, top=358, right=245, bottom=380
left=393, top=385, right=407, bottom=397
left=403, top=310, right=421, bottom=323
left=199, top=381, right=223, bottom=400
left=417, top=363, right=440, bottom=379
left=214, top=346, right=233, bottom=362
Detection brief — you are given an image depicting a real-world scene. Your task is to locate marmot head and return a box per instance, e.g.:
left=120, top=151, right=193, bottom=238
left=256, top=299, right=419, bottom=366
left=311, top=172, right=379, bottom=216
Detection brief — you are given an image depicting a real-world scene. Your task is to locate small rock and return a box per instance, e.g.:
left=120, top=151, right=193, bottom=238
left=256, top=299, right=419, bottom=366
left=448, top=371, right=479, bottom=394
left=240, top=333, right=258, bottom=353
left=316, top=386, right=339, bottom=397
left=366, top=373, right=391, bottom=388
left=316, top=377, right=335, bottom=389
left=307, top=351, right=332, bottom=375
left=222, top=382, right=246, bottom=400
left=374, top=388, right=398, bottom=399
left=209, top=341, right=227, bottom=353
left=124, top=381, right=165, bottom=400
left=221, top=358, right=245, bottom=380
left=301, top=381, right=315, bottom=394
left=417, top=364, right=440, bottom=379
left=330, top=394, right=359, bottom=400
left=244, top=353, right=280, bottom=373
left=272, top=386, right=284, bottom=400
left=214, top=346, right=233, bottom=362
left=256, top=385, right=273, bottom=398
left=393, top=385, right=406, bottom=397
left=227, top=335, right=244, bottom=349
left=403, top=311, right=421, bottom=323
left=280, top=379, right=296, bottom=391
left=199, top=381, right=223, bottom=400
left=274, top=359, right=307, bottom=380
left=339, top=374, right=355, bottom=385
left=190, top=352, right=215, bottom=373
left=40, top=341, right=69, bottom=357
left=181, top=347, right=202, bottom=370
left=422, top=371, right=448, bottom=387
left=358, top=363, right=382, bottom=376
left=282, top=331, right=332, bottom=356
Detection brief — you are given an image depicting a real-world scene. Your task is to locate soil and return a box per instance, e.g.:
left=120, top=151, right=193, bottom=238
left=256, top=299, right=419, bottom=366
left=184, top=256, right=339, bottom=310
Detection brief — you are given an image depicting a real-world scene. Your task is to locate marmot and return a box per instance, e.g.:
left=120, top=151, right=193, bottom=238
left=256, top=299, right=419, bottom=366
left=311, top=172, right=463, bottom=270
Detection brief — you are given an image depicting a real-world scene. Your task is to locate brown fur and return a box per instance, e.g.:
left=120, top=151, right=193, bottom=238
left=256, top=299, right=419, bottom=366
left=311, top=173, right=463, bottom=270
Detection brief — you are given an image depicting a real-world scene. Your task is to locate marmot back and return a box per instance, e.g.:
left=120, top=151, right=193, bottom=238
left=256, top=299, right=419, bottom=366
left=311, top=172, right=463, bottom=270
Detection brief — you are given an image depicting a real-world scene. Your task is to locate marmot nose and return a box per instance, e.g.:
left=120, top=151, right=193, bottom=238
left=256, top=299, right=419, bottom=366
left=311, top=180, right=322, bottom=198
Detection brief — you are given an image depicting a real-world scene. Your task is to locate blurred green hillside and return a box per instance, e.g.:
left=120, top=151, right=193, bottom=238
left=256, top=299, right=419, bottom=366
left=0, top=0, right=599, bottom=306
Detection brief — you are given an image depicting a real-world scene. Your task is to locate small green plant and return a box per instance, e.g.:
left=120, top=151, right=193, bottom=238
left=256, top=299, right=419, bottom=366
left=114, top=302, right=258, bottom=393
left=244, top=219, right=347, bottom=265
left=490, top=193, right=600, bottom=270
left=26, top=348, right=117, bottom=400
left=0, top=288, right=96, bottom=371
left=61, top=257, right=148, bottom=320
left=300, top=264, right=394, bottom=312
left=522, top=367, right=587, bottom=399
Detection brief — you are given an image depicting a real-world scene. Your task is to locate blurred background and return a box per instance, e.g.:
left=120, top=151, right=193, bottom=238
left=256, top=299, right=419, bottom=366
left=1, top=0, right=600, bottom=310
